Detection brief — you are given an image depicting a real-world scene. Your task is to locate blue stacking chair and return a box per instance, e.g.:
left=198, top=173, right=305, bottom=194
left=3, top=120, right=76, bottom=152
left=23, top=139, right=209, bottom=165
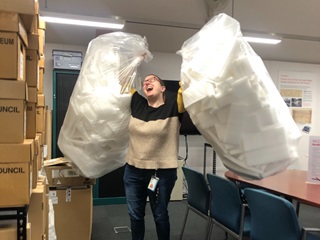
left=180, top=166, right=211, bottom=240
left=244, top=188, right=320, bottom=240
left=207, top=173, right=251, bottom=240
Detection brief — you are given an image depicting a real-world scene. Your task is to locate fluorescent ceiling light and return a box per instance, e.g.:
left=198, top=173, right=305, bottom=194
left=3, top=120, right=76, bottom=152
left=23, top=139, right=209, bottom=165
left=41, top=12, right=125, bottom=29
left=244, top=36, right=281, bottom=44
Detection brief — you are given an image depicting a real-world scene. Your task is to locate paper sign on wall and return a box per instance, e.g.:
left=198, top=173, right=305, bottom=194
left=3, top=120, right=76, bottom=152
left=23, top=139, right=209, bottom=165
left=307, top=136, right=320, bottom=184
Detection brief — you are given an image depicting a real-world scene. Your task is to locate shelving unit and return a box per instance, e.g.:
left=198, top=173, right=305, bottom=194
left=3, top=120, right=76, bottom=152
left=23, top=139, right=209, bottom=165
left=0, top=205, right=28, bottom=239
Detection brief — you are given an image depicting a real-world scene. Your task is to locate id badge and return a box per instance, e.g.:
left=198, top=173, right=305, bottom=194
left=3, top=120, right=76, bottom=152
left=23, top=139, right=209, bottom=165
left=148, top=175, right=159, bottom=192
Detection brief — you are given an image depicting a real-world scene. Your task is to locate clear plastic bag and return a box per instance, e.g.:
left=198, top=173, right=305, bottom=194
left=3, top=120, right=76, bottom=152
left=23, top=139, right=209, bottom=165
left=178, top=14, right=301, bottom=179
left=58, top=32, right=152, bottom=178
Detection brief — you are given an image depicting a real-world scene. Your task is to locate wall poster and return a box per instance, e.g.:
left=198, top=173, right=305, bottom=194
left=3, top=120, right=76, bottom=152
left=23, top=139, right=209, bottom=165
left=307, top=136, right=320, bottom=184
left=278, top=71, right=315, bottom=131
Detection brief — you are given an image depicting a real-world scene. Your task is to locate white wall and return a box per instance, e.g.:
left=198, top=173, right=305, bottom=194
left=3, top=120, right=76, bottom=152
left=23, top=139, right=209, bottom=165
left=44, top=43, right=320, bottom=176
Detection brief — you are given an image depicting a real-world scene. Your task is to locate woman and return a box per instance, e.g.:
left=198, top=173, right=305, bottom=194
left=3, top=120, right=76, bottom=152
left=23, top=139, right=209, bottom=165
left=124, top=74, right=185, bottom=240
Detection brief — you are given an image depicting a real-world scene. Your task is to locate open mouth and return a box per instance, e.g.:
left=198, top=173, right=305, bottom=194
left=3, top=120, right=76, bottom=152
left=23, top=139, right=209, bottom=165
left=146, top=85, right=153, bottom=91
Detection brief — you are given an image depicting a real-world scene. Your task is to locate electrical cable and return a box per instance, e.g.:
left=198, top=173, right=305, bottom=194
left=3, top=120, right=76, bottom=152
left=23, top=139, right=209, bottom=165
left=178, top=134, right=189, bottom=162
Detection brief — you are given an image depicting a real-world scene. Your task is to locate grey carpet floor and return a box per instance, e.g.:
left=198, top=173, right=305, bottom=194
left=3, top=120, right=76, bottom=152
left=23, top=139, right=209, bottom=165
left=91, top=200, right=320, bottom=240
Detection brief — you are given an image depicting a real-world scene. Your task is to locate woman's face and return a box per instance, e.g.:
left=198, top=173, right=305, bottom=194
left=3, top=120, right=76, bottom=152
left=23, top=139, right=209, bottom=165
left=142, top=75, right=165, bottom=99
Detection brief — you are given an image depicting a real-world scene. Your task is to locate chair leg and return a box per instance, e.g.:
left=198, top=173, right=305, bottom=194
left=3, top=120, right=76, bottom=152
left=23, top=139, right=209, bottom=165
left=225, top=231, right=228, bottom=239
left=179, top=206, right=190, bottom=240
left=296, top=201, right=300, bottom=216
left=205, top=219, right=213, bottom=240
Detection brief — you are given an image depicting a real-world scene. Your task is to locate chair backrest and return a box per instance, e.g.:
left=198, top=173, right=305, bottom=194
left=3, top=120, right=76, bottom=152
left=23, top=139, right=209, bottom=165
left=244, top=188, right=301, bottom=240
left=182, top=166, right=210, bottom=215
left=207, top=173, right=247, bottom=234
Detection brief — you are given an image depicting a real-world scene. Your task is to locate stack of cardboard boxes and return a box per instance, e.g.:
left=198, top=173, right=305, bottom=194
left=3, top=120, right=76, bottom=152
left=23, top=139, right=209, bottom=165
left=44, top=158, right=95, bottom=240
left=0, top=2, right=94, bottom=240
left=0, top=0, right=49, bottom=239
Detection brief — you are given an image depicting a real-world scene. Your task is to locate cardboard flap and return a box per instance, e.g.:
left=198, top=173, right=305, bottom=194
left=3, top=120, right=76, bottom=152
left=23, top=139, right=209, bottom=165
left=44, top=158, right=95, bottom=187
left=44, top=157, right=69, bottom=167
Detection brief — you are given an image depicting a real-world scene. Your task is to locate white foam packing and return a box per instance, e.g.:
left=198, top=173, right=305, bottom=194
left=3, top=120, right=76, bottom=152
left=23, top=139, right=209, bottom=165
left=178, top=13, right=301, bottom=179
left=58, top=32, right=152, bottom=178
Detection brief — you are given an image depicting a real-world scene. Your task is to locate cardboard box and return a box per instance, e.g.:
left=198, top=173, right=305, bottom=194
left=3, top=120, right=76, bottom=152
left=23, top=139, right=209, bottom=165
left=28, top=86, right=37, bottom=102
left=0, top=80, right=27, bottom=99
left=0, top=99, right=25, bottom=143
left=44, top=158, right=95, bottom=187
left=39, top=54, right=45, bottom=69
left=26, top=49, right=39, bottom=87
left=36, top=105, right=45, bottom=132
left=37, top=144, right=43, bottom=171
left=37, top=93, right=45, bottom=106
left=34, top=134, right=44, bottom=171
left=37, top=177, right=49, bottom=239
left=0, top=222, right=31, bottom=240
left=38, top=174, right=49, bottom=198
left=0, top=32, right=26, bottom=80
left=45, top=109, right=52, bottom=160
left=0, top=11, right=28, bottom=46
left=0, top=0, right=38, bottom=15
left=50, top=187, right=92, bottom=240
left=26, top=87, right=37, bottom=139
left=29, top=14, right=39, bottom=34
left=0, top=139, right=34, bottom=207
left=38, top=67, right=44, bottom=93
left=0, top=162, right=31, bottom=207
left=27, top=32, right=39, bottom=50
left=42, top=130, right=47, bottom=149
left=43, top=187, right=49, bottom=238
left=36, top=132, right=44, bottom=145
left=38, top=16, right=46, bottom=30
left=0, top=0, right=39, bottom=33
left=29, top=184, right=47, bottom=240
left=31, top=154, right=38, bottom=189
left=34, top=134, right=40, bottom=157
left=36, top=95, right=45, bottom=132
left=0, top=139, right=34, bottom=163
left=21, top=13, right=37, bottom=33
left=26, top=102, right=36, bottom=139
left=38, top=28, right=45, bottom=56
left=37, top=175, right=47, bottom=186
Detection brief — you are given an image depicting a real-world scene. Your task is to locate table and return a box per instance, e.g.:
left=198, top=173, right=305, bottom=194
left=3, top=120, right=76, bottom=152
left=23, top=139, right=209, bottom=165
left=225, top=170, right=320, bottom=209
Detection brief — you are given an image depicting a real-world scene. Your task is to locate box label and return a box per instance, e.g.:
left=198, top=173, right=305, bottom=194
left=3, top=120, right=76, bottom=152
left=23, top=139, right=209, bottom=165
left=0, top=166, right=26, bottom=174
left=0, top=105, right=20, bottom=113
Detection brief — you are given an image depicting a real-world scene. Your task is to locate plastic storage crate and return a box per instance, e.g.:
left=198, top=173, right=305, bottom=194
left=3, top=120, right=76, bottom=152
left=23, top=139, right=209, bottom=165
left=52, top=50, right=83, bottom=70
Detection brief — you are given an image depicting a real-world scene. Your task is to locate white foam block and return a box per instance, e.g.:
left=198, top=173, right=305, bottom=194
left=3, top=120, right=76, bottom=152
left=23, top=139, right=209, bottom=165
left=244, top=143, right=291, bottom=167
left=216, top=105, right=230, bottom=125
left=242, top=114, right=260, bottom=133
left=196, top=110, right=216, bottom=129
left=199, top=96, right=219, bottom=112
left=224, top=103, right=248, bottom=145
left=182, top=83, right=207, bottom=109
left=232, top=75, right=253, bottom=98
left=256, top=106, right=278, bottom=127
left=231, top=56, right=255, bottom=79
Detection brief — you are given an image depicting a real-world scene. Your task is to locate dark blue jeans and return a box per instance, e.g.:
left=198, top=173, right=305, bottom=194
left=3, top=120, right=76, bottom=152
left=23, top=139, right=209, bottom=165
left=123, top=164, right=177, bottom=240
